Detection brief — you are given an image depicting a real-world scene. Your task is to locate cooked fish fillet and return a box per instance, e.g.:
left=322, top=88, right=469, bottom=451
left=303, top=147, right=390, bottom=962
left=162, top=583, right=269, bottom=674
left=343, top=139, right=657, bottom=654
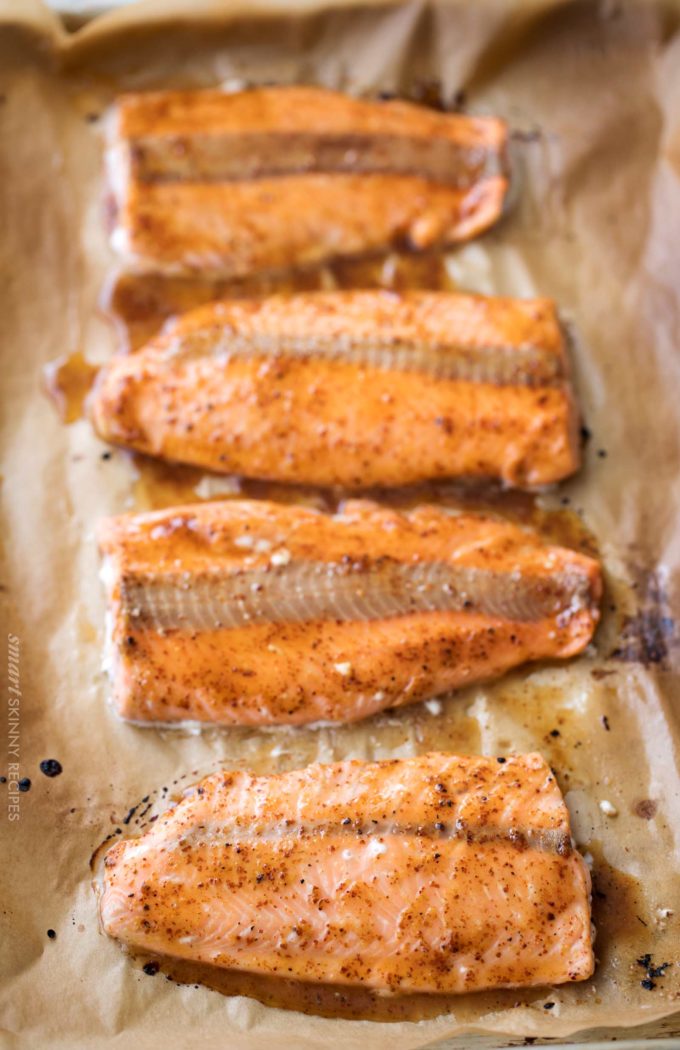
left=89, top=290, right=579, bottom=489
left=96, top=752, right=594, bottom=993
left=107, top=86, right=508, bottom=276
left=97, top=499, right=601, bottom=727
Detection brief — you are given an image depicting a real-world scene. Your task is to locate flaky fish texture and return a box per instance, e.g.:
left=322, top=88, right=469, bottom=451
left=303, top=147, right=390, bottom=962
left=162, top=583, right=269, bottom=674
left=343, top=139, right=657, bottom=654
left=96, top=753, right=594, bottom=994
left=90, top=290, right=579, bottom=489
left=107, top=86, right=508, bottom=277
left=97, top=499, right=601, bottom=727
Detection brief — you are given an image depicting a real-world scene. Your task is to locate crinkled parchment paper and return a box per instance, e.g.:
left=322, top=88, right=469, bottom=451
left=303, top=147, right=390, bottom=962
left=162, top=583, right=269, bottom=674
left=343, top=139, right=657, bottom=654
left=1, top=1, right=680, bottom=1047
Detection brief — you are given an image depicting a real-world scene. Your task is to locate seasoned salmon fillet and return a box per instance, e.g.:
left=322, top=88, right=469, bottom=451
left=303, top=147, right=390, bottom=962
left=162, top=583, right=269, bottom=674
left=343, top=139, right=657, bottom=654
left=97, top=499, right=601, bottom=727
left=89, top=290, right=579, bottom=489
left=97, top=752, right=594, bottom=993
left=107, top=86, right=508, bottom=276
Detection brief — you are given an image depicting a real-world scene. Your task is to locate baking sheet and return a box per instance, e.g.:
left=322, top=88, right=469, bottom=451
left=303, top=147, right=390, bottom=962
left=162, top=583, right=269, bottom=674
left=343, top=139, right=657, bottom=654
left=1, top=1, right=680, bottom=1047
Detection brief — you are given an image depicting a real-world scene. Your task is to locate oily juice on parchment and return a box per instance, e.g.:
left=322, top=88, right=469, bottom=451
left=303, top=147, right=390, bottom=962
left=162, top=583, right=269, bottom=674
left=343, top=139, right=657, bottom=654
left=105, top=253, right=455, bottom=351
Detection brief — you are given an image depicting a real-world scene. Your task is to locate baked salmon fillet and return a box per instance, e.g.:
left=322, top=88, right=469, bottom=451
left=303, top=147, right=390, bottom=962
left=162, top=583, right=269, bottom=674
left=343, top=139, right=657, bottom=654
left=97, top=499, right=601, bottom=727
left=89, top=290, right=579, bottom=489
left=107, top=86, right=508, bottom=277
left=96, top=753, right=594, bottom=993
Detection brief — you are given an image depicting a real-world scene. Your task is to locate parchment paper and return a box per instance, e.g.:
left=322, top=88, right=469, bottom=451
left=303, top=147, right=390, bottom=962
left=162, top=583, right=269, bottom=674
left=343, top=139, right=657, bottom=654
left=1, top=2, right=680, bottom=1047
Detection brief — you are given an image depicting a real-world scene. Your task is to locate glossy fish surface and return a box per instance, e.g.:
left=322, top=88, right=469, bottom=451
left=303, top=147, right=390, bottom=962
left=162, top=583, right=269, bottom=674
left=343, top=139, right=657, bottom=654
left=97, top=499, right=601, bottom=727
left=107, top=86, right=508, bottom=277
left=97, top=752, right=594, bottom=994
left=90, top=290, right=579, bottom=489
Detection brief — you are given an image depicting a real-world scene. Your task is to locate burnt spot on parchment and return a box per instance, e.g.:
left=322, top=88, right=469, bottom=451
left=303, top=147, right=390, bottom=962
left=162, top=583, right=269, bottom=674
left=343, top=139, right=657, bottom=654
left=610, top=569, right=676, bottom=668
left=633, top=799, right=658, bottom=820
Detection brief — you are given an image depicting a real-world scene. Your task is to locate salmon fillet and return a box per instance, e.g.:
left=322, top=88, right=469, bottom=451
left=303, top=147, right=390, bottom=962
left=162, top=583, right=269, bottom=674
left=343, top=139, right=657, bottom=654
left=96, top=752, right=594, bottom=993
left=107, top=86, right=508, bottom=276
left=97, top=499, right=601, bottom=727
left=89, top=290, right=579, bottom=489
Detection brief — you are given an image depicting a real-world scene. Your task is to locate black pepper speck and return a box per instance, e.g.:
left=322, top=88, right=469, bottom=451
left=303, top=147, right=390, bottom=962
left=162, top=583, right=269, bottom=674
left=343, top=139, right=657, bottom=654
left=46, top=929, right=56, bottom=940
left=636, top=954, right=671, bottom=989
left=40, top=759, right=63, bottom=778
left=142, top=961, right=159, bottom=976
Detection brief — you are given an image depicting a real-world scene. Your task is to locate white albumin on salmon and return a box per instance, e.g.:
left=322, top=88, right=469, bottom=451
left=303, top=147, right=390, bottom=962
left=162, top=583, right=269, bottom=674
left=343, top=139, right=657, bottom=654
left=96, top=752, right=594, bottom=994
left=97, top=499, right=602, bottom=727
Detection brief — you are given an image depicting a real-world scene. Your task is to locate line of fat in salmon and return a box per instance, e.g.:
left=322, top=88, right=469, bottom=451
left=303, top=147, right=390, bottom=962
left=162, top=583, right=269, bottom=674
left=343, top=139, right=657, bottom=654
left=121, top=559, right=591, bottom=632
